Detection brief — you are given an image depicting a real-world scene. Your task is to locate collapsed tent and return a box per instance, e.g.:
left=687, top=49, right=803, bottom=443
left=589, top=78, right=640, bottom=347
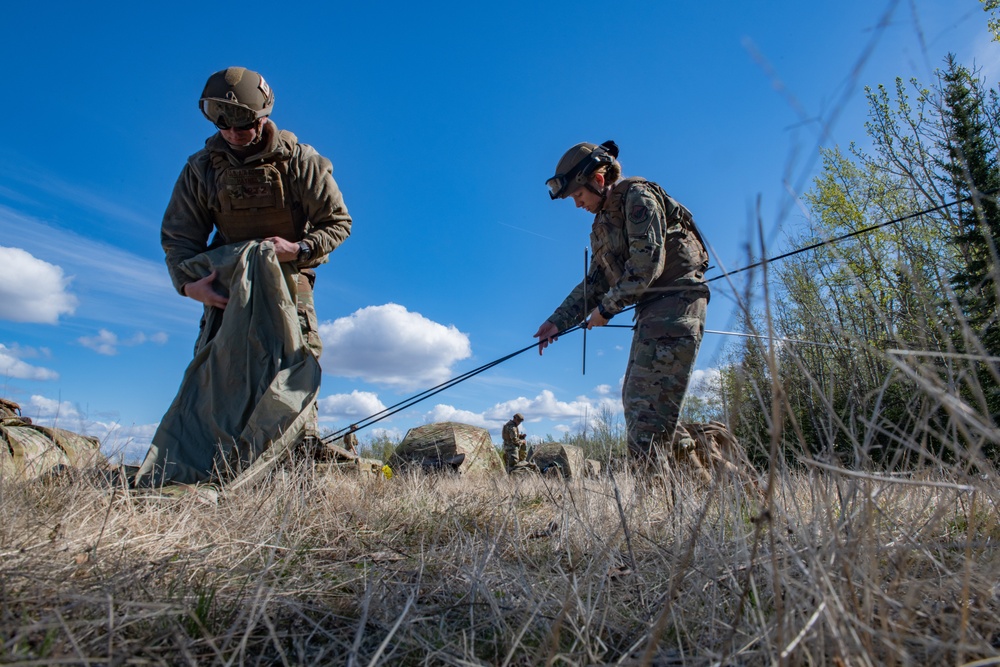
left=530, top=442, right=596, bottom=479
left=387, top=422, right=503, bottom=474
left=1, top=398, right=105, bottom=480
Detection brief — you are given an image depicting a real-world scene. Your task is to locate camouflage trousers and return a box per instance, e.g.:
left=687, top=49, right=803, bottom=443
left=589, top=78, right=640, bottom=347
left=294, top=271, right=322, bottom=439
left=623, top=286, right=708, bottom=461
left=504, top=443, right=526, bottom=470
left=195, top=269, right=323, bottom=439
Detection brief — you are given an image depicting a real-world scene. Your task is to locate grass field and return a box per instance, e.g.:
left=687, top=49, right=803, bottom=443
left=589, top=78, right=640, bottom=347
left=2, top=452, right=998, bottom=666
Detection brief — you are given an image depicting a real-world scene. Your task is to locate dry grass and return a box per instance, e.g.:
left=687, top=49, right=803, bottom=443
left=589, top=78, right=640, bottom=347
left=1, top=456, right=998, bottom=666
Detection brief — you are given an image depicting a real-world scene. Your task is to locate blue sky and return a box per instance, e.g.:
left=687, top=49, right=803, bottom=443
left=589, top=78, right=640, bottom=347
left=0, top=1, right=993, bottom=462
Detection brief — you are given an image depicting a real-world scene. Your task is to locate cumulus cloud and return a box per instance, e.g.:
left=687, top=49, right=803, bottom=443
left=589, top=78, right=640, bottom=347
left=78, top=329, right=170, bottom=356
left=426, top=404, right=494, bottom=429
left=0, top=343, right=58, bottom=380
left=25, top=395, right=80, bottom=420
left=0, top=246, right=77, bottom=324
left=688, top=367, right=722, bottom=399
left=79, top=329, right=119, bottom=355
left=425, top=388, right=624, bottom=440
left=319, top=303, right=472, bottom=390
left=0, top=207, right=198, bottom=332
left=485, top=389, right=621, bottom=424
left=317, top=390, right=387, bottom=422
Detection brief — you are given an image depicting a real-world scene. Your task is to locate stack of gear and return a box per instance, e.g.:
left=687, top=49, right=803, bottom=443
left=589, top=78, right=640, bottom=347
left=530, top=442, right=600, bottom=479
left=313, top=440, right=384, bottom=479
left=0, top=398, right=105, bottom=480
left=672, top=421, right=760, bottom=492
left=388, top=422, right=503, bottom=475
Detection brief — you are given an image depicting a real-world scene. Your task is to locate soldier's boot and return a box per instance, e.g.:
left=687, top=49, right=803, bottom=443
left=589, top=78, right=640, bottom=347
left=295, top=400, right=324, bottom=459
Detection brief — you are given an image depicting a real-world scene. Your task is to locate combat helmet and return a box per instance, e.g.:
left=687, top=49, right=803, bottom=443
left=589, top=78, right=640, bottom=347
left=513, top=413, right=524, bottom=422
left=199, top=67, right=275, bottom=129
left=546, top=140, right=619, bottom=199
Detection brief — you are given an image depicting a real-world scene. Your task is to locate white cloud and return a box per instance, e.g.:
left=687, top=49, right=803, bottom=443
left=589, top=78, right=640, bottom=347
left=424, top=389, right=625, bottom=440
left=0, top=246, right=78, bottom=324
left=368, top=426, right=403, bottom=442
left=485, top=389, right=621, bottom=424
left=25, top=395, right=80, bottom=420
left=426, top=404, right=495, bottom=429
left=688, top=367, right=722, bottom=400
left=79, top=329, right=119, bottom=356
left=594, top=384, right=612, bottom=395
left=0, top=343, right=58, bottom=380
left=317, top=390, right=387, bottom=422
left=319, top=303, right=472, bottom=390
left=0, top=207, right=198, bottom=331
left=78, top=329, right=171, bottom=356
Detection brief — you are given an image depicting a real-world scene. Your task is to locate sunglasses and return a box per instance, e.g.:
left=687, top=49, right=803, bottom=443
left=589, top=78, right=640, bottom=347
left=200, top=99, right=259, bottom=131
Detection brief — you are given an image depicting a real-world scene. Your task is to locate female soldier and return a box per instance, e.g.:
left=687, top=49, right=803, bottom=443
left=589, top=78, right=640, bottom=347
left=533, top=141, right=709, bottom=464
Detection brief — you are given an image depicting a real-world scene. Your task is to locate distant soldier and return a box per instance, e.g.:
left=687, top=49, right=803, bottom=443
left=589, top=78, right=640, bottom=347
left=534, top=141, right=709, bottom=466
left=343, top=424, right=359, bottom=454
left=502, top=413, right=527, bottom=470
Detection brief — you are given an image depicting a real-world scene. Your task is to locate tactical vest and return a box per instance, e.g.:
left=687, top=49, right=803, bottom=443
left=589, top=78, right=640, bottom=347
left=209, top=145, right=298, bottom=244
left=590, top=177, right=709, bottom=289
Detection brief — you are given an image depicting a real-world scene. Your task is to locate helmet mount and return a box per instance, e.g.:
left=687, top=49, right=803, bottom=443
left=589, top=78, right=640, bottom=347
left=546, top=140, right=619, bottom=200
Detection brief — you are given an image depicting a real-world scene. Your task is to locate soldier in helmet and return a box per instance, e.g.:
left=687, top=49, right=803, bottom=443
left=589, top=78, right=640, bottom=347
left=141, top=67, right=351, bottom=484
left=533, top=141, right=709, bottom=466
left=343, top=424, right=359, bottom=455
left=502, top=413, right=527, bottom=471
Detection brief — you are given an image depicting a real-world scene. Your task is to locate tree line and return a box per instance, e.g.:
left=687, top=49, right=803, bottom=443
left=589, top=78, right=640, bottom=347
left=717, top=39, right=1000, bottom=471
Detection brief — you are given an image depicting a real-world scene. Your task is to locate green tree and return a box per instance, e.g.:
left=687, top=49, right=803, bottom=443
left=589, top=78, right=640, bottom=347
left=940, top=55, right=1000, bottom=432
left=981, top=0, right=1000, bottom=42
left=718, top=62, right=994, bottom=470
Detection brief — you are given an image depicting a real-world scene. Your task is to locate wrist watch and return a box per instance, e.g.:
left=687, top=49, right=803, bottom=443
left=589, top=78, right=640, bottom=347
left=598, top=303, right=614, bottom=320
left=296, top=242, right=312, bottom=262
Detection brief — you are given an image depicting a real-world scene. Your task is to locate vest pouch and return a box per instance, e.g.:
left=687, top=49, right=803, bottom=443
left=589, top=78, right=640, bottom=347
left=214, top=162, right=298, bottom=244
left=591, top=222, right=626, bottom=286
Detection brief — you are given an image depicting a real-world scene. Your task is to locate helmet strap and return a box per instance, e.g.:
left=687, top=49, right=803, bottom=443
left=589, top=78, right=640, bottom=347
left=247, top=117, right=268, bottom=146
left=584, top=180, right=609, bottom=208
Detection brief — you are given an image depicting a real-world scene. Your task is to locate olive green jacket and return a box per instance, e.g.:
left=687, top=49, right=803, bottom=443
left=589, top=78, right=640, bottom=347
left=161, top=121, right=352, bottom=294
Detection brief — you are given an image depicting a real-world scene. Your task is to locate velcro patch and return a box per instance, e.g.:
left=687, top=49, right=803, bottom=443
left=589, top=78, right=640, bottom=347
left=629, top=204, right=650, bottom=223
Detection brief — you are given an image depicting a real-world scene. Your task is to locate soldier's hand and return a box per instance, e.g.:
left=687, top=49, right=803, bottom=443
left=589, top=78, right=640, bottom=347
left=533, top=321, right=560, bottom=355
left=264, top=236, right=301, bottom=262
left=183, top=270, right=229, bottom=309
left=586, top=307, right=609, bottom=329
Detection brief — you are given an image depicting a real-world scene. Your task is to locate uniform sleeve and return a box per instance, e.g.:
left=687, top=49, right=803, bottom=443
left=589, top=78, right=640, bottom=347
left=161, top=161, right=216, bottom=294
left=600, top=184, right=673, bottom=315
left=291, top=145, right=352, bottom=261
left=546, top=266, right=611, bottom=332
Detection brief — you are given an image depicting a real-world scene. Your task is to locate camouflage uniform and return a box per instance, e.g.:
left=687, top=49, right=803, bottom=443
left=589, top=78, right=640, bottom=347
left=546, top=178, right=709, bottom=461
left=343, top=429, right=358, bottom=454
left=161, top=120, right=351, bottom=437
left=502, top=418, right=526, bottom=469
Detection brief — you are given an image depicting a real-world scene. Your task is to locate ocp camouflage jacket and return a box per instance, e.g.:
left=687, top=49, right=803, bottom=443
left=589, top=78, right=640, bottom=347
left=161, top=121, right=352, bottom=294
left=548, top=178, right=709, bottom=331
